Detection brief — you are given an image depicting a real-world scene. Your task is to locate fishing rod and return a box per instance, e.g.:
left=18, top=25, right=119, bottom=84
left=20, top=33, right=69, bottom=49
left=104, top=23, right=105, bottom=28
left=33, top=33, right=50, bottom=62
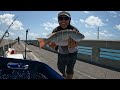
left=0, top=17, right=17, bottom=44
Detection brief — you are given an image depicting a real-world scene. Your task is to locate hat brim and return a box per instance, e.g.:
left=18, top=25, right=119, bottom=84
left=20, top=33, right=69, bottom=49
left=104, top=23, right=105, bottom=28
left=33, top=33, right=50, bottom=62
left=59, top=13, right=70, bottom=18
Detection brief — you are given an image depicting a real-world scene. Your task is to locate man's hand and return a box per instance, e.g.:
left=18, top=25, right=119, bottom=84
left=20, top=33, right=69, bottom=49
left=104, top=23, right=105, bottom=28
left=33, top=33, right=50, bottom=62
left=48, top=42, right=57, bottom=49
left=68, top=37, right=78, bottom=48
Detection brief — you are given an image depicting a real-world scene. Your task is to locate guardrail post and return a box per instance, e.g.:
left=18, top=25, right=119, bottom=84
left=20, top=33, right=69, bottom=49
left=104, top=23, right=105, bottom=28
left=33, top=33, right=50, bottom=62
left=92, top=47, right=100, bottom=62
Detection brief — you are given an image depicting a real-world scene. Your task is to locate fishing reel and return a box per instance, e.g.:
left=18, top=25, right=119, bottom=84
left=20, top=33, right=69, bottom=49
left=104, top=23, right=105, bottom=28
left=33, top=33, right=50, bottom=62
left=5, top=31, right=9, bottom=37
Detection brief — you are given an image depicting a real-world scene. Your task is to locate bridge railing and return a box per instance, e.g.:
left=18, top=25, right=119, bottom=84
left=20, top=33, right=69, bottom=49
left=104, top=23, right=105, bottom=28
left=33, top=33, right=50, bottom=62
left=78, top=40, right=120, bottom=70
left=43, top=40, right=120, bottom=70
left=0, top=39, right=17, bottom=56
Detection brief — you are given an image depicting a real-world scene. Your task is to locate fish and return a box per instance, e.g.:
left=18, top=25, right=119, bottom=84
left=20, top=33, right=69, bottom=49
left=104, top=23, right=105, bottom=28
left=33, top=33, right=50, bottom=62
left=37, top=30, right=85, bottom=48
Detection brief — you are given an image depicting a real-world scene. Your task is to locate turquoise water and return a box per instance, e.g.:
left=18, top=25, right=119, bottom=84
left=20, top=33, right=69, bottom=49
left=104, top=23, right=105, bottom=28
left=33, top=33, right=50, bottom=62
left=77, top=46, right=120, bottom=61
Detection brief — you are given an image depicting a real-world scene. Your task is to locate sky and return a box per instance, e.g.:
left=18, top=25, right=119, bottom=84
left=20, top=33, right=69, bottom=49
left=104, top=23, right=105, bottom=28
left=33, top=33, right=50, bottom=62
left=0, top=11, right=120, bottom=41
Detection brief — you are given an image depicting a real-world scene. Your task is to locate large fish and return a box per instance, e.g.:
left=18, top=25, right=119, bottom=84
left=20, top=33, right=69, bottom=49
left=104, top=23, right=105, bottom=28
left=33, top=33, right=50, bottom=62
left=37, top=30, right=85, bottom=48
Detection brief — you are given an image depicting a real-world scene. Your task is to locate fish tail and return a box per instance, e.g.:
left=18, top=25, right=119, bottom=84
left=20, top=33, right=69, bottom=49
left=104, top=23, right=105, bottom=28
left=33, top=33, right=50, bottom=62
left=37, top=38, right=47, bottom=48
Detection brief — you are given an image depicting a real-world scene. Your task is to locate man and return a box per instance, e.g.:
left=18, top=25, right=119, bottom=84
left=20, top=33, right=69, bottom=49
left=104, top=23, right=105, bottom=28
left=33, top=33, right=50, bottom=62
left=49, top=11, right=80, bottom=79
left=16, top=36, right=20, bottom=44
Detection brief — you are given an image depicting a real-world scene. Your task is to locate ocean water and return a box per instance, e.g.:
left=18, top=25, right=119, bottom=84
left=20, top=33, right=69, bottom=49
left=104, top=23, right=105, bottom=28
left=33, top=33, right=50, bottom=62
left=77, top=46, right=120, bottom=61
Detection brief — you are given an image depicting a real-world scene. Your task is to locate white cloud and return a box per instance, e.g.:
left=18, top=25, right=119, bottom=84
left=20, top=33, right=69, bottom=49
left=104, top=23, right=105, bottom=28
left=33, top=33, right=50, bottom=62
left=71, top=19, right=76, bottom=25
left=106, top=19, right=109, bottom=22
left=84, top=29, right=114, bottom=40
left=53, top=17, right=57, bottom=21
left=0, top=14, right=14, bottom=25
left=28, top=32, right=39, bottom=40
left=42, top=22, right=58, bottom=31
left=84, top=32, right=91, bottom=36
left=42, top=32, right=48, bottom=37
left=0, top=31, right=4, bottom=36
left=115, top=24, right=120, bottom=30
left=83, top=31, right=97, bottom=40
left=80, top=19, right=84, bottom=23
left=85, top=16, right=104, bottom=28
left=85, top=24, right=94, bottom=28
left=75, top=20, right=79, bottom=23
left=83, top=11, right=89, bottom=13
left=100, top=30, right=113, bottom=37
left=9, top=32, right=15, bottom=36
left=0, top=13, right=24, bottom=31
left=107, top=11, right=117, bottom=15
left=11, top=21, right=24, bottom=30
left=0, top=14, right=14, bottom=20
left=107, top=11, right=117, bottom=18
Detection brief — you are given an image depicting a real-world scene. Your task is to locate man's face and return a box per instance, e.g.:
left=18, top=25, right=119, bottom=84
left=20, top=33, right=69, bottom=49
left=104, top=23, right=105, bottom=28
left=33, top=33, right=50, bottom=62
left=58, top=15, right=70, bottom=29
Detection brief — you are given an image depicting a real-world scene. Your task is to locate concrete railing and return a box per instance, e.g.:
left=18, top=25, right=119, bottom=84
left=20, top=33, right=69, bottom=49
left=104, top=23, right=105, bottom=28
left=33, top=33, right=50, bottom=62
left=0, top=39, right=17, bottom=56
left=43, top=40, right=120, bottom=70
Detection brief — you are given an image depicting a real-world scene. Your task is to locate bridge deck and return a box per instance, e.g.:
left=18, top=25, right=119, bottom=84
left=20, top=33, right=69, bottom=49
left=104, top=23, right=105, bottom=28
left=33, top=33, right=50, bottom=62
left=12, top=41, right=120, bottom=79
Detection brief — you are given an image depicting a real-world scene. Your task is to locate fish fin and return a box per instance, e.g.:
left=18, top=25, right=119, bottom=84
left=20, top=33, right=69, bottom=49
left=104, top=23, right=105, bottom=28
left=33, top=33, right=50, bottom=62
left=36, top=38, right=46, bottom=48
left=46, top=33, right=56, bottom=38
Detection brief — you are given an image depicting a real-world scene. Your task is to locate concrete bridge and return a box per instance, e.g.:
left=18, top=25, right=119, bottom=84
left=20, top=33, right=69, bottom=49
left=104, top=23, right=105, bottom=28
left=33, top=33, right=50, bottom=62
left=1, top=40, right=119, bottom=79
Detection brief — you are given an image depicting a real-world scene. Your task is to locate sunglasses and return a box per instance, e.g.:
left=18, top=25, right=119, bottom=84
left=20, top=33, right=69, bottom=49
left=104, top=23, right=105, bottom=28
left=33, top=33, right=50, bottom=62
left=58, top=16, right=70, bottom=21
